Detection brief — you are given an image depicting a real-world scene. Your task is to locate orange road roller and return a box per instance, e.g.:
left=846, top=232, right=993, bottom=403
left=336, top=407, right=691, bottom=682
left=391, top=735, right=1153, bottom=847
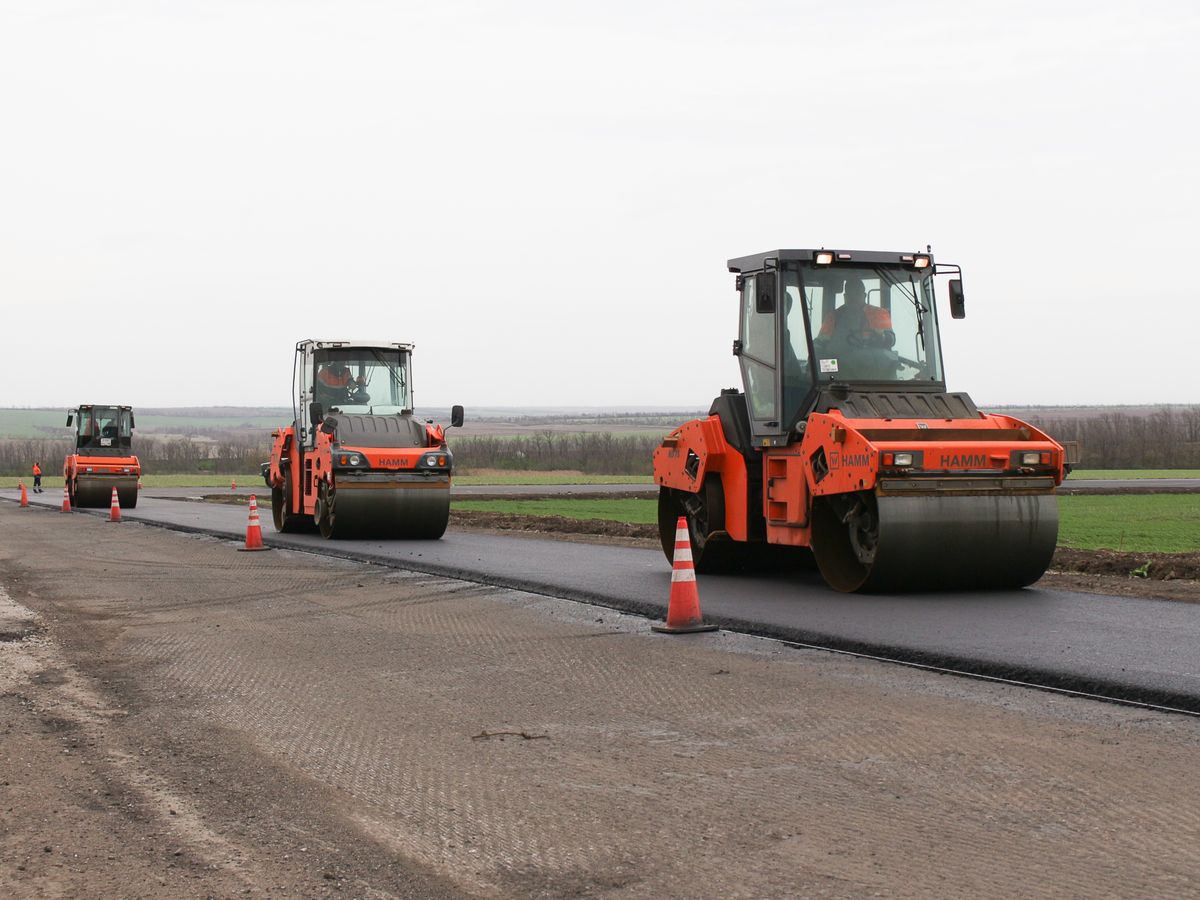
left=265, top=340, right=463, bottom=539
left=63, top=405, right=141, bottom=509
left=653, top=248, right=1067, bottom=592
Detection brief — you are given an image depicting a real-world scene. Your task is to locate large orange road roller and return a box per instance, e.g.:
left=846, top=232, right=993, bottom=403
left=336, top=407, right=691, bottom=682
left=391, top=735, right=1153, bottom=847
left=265, top=340, right=463, bottom=539
left=64, top=404, right=141, bottom=509
left=653, top=248, right=1067, bottom=592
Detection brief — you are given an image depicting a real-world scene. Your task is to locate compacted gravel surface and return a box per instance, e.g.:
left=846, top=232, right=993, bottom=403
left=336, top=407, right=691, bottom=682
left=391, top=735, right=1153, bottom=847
left=2, top=504, right=1199, bottom=897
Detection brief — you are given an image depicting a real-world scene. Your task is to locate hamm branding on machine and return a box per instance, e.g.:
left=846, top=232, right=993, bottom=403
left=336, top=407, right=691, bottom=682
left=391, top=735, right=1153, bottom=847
left=653, top=246, right=1067, bottom=593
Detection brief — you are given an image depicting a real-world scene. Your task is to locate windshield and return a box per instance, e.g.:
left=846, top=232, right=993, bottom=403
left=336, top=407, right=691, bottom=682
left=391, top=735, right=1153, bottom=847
left=782, top=265, right=943, bottom=387
left=75, top=406, right=132, bottom=451
left=313, top=348, right=412, bottom=414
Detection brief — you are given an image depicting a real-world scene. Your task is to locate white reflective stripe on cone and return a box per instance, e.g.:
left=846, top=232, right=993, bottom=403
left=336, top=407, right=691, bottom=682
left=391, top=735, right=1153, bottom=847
left=671, top=569, right=697, bottom=583
left=674, top=545, right=693, bottom=562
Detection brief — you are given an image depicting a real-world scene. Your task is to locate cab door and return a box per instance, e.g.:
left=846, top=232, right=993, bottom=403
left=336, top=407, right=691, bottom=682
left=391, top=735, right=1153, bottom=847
left=735, top=271, right=783, bottom=442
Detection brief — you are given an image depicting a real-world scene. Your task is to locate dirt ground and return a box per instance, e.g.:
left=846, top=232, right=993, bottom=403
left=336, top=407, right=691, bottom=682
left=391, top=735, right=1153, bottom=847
left=2, top=505, right=1200, bottom=897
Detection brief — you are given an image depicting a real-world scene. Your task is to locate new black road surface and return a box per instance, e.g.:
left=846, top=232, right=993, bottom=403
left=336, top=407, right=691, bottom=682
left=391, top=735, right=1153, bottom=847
left=11, top=489, right=1200, bottom=713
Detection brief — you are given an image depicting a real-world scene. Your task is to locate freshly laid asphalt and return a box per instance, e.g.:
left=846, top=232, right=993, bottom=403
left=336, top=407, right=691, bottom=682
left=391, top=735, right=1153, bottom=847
left=10, top=488, right=1199, bottom=713
left=83, top=475, right=1200, bottom=503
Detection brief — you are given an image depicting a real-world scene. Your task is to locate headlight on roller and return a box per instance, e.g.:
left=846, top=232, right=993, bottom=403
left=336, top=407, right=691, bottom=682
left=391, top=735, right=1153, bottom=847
left=1020, top=452, right=1040, bottom=465
left=893, top=452, right=914, bottom=467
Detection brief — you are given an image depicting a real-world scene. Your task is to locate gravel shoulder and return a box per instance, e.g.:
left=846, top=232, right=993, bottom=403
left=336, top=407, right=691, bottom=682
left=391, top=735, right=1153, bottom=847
left=2, top=505, right=1199, bottom=897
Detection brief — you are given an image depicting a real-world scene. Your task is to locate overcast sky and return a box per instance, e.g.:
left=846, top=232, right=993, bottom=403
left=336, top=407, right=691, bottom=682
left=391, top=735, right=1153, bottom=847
left=2, top=0, right=1197, bottom=411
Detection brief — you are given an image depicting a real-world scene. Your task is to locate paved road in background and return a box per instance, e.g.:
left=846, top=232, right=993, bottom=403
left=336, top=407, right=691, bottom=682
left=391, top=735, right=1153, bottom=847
left=128, top=476, right=1200, bottom=503
left=10, top=490, right=1200, bottom=713
left=1058, top=478, right=1200, bottom=494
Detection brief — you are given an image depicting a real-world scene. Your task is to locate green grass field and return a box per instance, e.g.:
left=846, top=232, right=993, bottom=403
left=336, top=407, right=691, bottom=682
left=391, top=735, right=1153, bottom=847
left=456, top=498, right=659, bottom=524
left=0, top=408, right=285, bottom=438
left=455, top=473, right=653, bottom=485
left=455, top=495, right=1200, bottom=553
left=1056, top=495, right=1200, bottom=552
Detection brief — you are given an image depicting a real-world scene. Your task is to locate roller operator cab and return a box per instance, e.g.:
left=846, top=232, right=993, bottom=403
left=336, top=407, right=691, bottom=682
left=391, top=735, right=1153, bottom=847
left=63, top=405, right=140, bottom=509
left=652, top=249, right=1065, bottom=592
left=266, top=340, right=464, bottom=539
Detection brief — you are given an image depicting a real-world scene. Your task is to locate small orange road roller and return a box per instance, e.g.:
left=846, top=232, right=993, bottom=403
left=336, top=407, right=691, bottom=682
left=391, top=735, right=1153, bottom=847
left=653, top=248, right=1066, bottom=592
left=63, top=405, right=141, bottom=509
left=266, top=340, right=463, bottom=539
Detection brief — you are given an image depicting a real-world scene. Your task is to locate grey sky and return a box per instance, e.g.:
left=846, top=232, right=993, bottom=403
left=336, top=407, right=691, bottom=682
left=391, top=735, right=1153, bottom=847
left=2, top=0, right=1197, bottom=410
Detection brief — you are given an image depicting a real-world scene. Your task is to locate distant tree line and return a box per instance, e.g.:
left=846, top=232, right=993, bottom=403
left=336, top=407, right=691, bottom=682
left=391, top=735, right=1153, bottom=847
left=5, top=406, right=1196, bottom=475
left=1025, top=407, right=1200, bottom=469
left=0, top=434, right=273, bottom=476
left=449, top=432, right=664, bottom=474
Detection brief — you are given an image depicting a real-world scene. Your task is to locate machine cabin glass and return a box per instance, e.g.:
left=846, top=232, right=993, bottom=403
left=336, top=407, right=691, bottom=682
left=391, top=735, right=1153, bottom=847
left=737, top=273, right=780, bottom=432
left=788, top=264, right=943, bottom=389
left=74, top=406, right=133, bottom=453
left=738, top=262, right=946, bottom=435
left=311, top=348, right=413, bottom=417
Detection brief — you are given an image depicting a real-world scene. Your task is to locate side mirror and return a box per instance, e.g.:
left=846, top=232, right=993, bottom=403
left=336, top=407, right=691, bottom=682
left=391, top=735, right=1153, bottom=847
left=755, top=272, right=777, bottom=314
left=129, top=415, right=135, bottom=429
left=948, top=279, right=966, bottom=319
left=310, top=402, right=325, bottom=426
left=320, top=416, right=337, bottom=436
left=450, top=405, right=464, bottom=428
left=65, top=414, right=73, bottom=427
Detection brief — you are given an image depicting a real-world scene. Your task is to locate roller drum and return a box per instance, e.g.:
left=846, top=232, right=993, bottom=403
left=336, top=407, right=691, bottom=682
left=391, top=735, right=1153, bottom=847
left=74, top=476, right=139, bottom=510
left=320, top=478, right=450, bottom=539
left=812, top=492, right=1058, bottom=593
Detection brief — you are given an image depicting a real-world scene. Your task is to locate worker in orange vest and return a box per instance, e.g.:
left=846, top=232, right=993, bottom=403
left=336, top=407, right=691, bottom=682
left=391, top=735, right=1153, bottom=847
left=819, top=278, right=896, bottom=348
left=316, top=363, right=368, bottom=406
left=32, top=461, right=43, bottom=493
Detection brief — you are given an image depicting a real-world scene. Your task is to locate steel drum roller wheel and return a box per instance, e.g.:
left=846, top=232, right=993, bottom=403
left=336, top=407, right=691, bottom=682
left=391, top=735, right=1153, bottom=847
left=657, top=486, right=683, bottom=560
left=318, top=476, right=451, bottom=540
left=812, top=490, right=1059, bottom=593
left=271, top=485, right=286, bottom=532
left=659, top=479, right=739, bottom=573
left=318, top=481, right=337, bottom=539
left=272, top=472, right=315, bottom=533
left=73, top=478, right=134, bottom=508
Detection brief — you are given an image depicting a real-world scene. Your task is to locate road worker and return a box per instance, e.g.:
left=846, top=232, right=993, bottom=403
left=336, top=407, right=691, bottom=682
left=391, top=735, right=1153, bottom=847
left=819, top=278, right=895, bottom=348
left=316, top=363, right=369, bottom=406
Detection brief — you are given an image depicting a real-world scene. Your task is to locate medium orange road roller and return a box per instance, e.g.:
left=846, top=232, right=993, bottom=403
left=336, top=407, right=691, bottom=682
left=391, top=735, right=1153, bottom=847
left=652, top=248, right=1067, bottom=592
left=265, top=340, right=464, bottom=539
left=63, top=405, right=141, bottom=509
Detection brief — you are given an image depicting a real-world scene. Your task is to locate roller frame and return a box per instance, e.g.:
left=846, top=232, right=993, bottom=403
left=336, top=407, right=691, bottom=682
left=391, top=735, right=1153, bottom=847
left=653, top=406, right=1064, bottom=592
left=267, top=422, right=453, bottom=541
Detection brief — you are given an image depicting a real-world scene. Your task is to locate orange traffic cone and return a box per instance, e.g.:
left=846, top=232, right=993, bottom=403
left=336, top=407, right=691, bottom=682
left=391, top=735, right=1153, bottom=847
left=107, top=486, right=122, bottom=522
left=652, top=516, right=718, bottom=634
left=61, top=485, right=72, bottom=513
left=137, top=478, right=143, bottom=491
left=19, top=482, right=28, bottom=507
left=231, top=479, right=237, bottom=491
left=238, top=494, right=270, bottom=551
